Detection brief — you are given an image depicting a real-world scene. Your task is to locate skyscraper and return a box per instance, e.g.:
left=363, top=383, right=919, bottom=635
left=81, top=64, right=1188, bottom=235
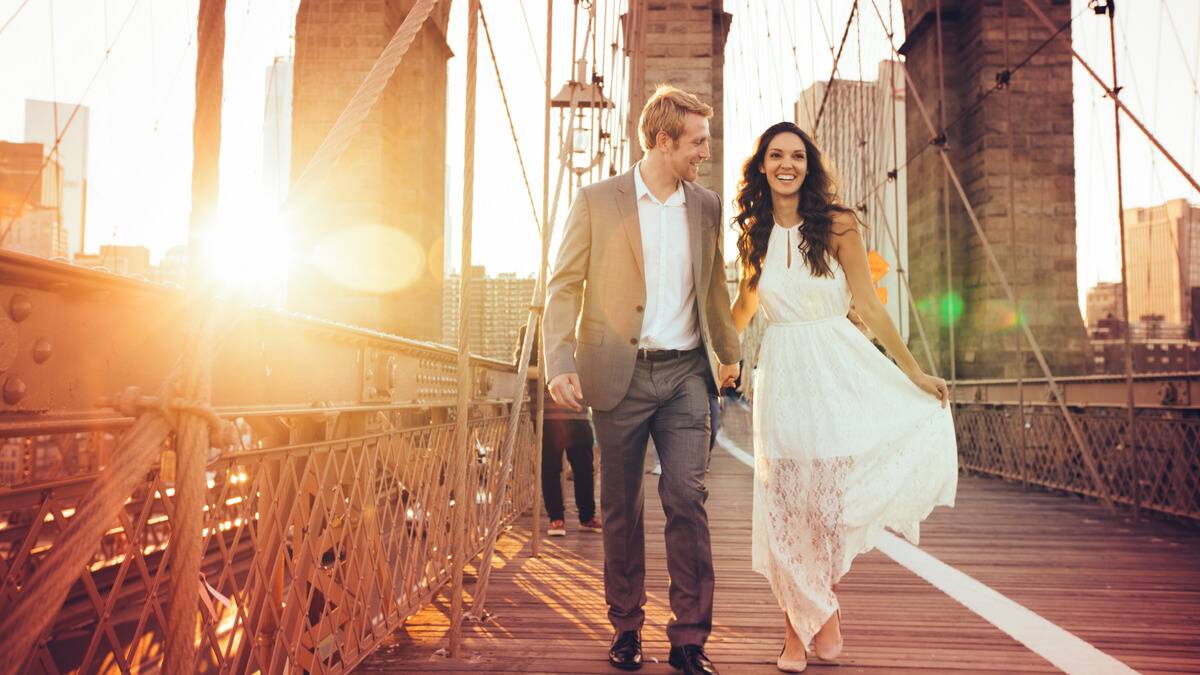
left=24, top=100, right=89, bottom=257
left=795, top=61, right=908, bottom=341
left=1123, top=199, right=1200, bottom=338
left=443, top=266, right=536, bottom=361
left=263, top=59, right=293, bottom=206
left=0, top=141, right=67, bottom=259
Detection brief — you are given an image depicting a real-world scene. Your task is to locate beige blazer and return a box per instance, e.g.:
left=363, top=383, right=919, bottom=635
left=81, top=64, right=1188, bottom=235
left=543, top=167, right=741, bottom=412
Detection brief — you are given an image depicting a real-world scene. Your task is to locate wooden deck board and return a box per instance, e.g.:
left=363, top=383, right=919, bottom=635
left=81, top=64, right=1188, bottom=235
left=358, top=405, right=1200, bottom=674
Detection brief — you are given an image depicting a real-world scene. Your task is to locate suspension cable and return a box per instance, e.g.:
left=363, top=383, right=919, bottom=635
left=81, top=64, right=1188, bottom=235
left=866, top=0, right=1115, bottom=510
left=479, top=4, right=541, bottom=237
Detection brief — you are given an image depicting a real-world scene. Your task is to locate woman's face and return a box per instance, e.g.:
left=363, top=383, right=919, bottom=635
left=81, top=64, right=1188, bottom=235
left=760, top=132, right=808, bottom=198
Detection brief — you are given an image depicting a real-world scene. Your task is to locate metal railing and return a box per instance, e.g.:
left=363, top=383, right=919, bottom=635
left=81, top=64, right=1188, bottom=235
left=955, top=402, right=1200, bottom=521
left=0, top=401, right=535, bottom=673
left=0, top=251, right=538, bottom=673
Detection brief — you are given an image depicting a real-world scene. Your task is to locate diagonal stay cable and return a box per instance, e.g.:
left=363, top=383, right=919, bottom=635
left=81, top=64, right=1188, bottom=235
left=850, top=2, right=1083, bottom=233
left=866, top=0, right=1114, bottom=511
left=480, top=4, right=541, bottom=237
left=812, top=0, right=859, bottom=135
left=0, top=0, right=31, bottom=37
left=1022, top=0, right=1199, bottom=195
left=283, top=0, right=441, bottom=211
left=0, top=0, right=143, bottom=247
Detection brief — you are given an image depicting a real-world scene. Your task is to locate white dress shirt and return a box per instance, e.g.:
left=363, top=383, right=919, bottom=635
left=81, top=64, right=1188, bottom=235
left=633, top=163, right=700, bottom=350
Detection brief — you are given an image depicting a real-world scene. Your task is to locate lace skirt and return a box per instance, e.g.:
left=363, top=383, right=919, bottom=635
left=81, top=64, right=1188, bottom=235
left=750, top=319, right=958, bottom=644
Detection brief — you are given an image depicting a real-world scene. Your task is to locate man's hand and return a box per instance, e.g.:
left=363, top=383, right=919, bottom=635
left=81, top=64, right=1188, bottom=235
left=847, top=306, right=874, bottom=339
left=717, top=362, right=740, bottom=391
left=548, top=373, right=585, bottom=412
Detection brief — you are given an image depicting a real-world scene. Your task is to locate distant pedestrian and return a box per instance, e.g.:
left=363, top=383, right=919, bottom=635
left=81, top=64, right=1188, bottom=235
left=515, top=324, right=601, bottom=537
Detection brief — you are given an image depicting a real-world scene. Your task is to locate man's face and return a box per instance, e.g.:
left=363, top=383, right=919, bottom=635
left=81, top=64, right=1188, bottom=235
left=661, top=113, right=710, bottom=183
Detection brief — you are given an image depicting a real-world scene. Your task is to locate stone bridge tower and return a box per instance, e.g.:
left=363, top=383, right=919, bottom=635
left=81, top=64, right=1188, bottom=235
left=900, top=0, right=1088, bottom=378
left=288, top=0, right=452, bottom=341
left=626, top=1, right=731, bottom=194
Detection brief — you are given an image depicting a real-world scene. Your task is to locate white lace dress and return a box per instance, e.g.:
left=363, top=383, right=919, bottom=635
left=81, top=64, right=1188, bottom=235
left=751, top=222, right=958, bottom=645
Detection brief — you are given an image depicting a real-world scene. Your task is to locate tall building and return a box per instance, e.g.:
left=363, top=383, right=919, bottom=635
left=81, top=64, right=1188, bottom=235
left=0, top=141, right=48, bottom=209
left=1, top=141, right=67, bottom=259
left=263, top=59, right=293, bottom=206
left=442, top=267, right=536, bottom=361
left=1085, top=281, right=1125, bottom=328
left=73, top=245, right=154, bottom=280
left=795, top=61, right=908, bottom=341
left=1123, top=199, right=1200, bottom=338
left=158, top=245, right=189, bottom=287
left=2, top=208, right=66, bottom=259
left=24, top=100, right=89, bottom=257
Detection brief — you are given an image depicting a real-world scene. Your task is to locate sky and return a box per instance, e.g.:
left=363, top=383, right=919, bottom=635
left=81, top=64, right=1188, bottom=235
left=1, top=0, right=1198, bottom=311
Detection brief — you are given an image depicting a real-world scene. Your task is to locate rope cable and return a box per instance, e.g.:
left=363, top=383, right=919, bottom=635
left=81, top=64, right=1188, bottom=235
left=479, top=4, right=542, bottom=237
left=0, top=0, right=31, bottom=37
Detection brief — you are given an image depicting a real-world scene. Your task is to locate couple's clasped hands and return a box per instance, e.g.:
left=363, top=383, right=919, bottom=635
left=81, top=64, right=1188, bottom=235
left=548, top=362, right=741, bottom=412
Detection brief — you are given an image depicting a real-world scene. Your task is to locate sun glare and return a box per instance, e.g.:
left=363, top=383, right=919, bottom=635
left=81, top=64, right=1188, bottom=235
left=311, top=224, right=425, bottom=294
left=202, top=200, right=292, bottom=304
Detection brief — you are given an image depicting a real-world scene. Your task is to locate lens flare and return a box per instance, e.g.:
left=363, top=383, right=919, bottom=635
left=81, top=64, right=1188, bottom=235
left=939, top=292, right=964, bottom=326
left=915, top=292, right=965, bottom=327
left=311, top=225, right=425, bottom=293
left=985, top=299, right=1024, bottom=332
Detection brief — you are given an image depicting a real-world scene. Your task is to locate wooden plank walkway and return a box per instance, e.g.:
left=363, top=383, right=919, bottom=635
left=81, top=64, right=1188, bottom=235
left=358, top=405, right=1200, bottom=674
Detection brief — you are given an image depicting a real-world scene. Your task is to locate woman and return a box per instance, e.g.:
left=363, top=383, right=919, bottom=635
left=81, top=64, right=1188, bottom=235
left=729, top=122, right=958, bottom=672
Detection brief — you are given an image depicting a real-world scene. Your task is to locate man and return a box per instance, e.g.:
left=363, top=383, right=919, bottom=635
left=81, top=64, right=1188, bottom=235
left=514, top=324, right=602, bottom=537
left=543, top=85, right=740, bottom=675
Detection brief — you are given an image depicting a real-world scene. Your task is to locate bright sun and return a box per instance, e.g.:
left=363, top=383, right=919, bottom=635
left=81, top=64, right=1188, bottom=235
left=202, top=198, right=292, bottom=304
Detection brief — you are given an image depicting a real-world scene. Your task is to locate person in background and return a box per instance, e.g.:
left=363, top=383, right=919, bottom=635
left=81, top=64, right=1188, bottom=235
left=515, top=324, right=602, bottom=537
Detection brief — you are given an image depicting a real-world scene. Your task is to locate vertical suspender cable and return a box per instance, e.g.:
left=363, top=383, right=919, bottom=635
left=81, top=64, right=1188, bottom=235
left=866, top=0, right=1113, bottom=510
left=1106, top=0, right=1139, bottom=517
left=531, top=0, right=555, bottom=562
left=1002, top=0, right=1029, bottom=488
left=447, top=0, right=481, bottom=657
left=165, top=0, right=225, bottom=672
left=935, top=0, right=957, bottom=395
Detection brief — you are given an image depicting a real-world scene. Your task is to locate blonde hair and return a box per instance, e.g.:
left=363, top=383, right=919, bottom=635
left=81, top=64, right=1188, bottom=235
left=638, top=84, right=713, bottom=152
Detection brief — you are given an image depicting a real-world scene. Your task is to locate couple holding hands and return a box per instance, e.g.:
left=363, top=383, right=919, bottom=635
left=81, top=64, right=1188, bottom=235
left=542, top=85, right=958, bottom=674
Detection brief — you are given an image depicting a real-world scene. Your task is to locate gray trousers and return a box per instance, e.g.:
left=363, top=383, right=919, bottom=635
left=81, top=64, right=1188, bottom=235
left=591, top=349, right=715, bottom=647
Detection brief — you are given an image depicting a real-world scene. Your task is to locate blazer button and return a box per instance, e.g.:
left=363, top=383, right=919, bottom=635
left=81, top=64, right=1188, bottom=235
left=635, top=305, right=644, bottom=312
left=629, top=338, right=638, bottom=345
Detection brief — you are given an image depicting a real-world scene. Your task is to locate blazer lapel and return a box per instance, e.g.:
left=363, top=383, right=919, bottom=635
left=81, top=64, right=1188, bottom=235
left=614, top=169, right=645, bottom=278
left=684, top=182, right=708, bottom=296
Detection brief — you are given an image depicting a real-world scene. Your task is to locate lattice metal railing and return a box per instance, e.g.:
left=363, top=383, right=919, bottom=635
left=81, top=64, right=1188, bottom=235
left=955, top=403, right=1200, bottom=521
left=0, top=406, right=536, bottom=673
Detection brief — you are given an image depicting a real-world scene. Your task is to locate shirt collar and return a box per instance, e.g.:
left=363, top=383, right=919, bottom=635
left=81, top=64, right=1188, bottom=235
left=634, top=162, right=686, bottom=207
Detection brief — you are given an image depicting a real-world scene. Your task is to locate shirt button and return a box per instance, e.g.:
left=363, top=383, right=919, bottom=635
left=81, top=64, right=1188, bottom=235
left=636, top=305, right=644, bottom=312
left=629, top=338, right=638, bottom=345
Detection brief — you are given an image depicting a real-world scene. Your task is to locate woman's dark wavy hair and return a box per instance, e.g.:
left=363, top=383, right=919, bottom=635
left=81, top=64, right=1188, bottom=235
left=734, top=122, right=856, bottom=289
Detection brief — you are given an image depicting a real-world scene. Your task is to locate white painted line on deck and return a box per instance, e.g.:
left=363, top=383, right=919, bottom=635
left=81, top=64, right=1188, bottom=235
left=715, top=427, right=1140, bottom=675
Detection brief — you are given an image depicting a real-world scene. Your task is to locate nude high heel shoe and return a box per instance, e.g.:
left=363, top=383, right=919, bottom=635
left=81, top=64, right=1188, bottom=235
left=778, top=614, right=808, bottom=672
left=810, top=609, right=843, bottom=663
left=776, top=643, right=807, bottom=672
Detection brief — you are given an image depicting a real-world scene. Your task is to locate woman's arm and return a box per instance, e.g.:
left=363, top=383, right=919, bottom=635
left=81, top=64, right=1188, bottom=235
left=731, top=273, right=760, bottom=335
left=832, top=215, right=949, bottom=406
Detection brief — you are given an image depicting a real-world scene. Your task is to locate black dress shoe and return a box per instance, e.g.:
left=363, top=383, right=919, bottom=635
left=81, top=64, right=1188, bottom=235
left=608, top=630, right=642, bottom=670
left=668, top=644, right=719, bottom=675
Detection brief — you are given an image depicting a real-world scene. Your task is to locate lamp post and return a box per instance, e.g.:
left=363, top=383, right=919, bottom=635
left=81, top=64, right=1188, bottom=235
left=551, top=59, right=615, bottom=194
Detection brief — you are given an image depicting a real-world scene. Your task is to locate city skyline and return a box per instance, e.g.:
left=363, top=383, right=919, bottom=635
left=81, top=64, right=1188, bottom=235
left=0, top=0, right=1198, bottom=317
